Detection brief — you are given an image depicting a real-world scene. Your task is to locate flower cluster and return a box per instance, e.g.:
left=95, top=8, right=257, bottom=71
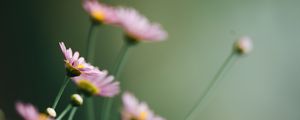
left=83, top=0, right=168, bottom=42
left=16, top=42, right=121, bottom=120
left=60, top=42, right=120, bottom=97
left=10, top=0, right=253, bottom=120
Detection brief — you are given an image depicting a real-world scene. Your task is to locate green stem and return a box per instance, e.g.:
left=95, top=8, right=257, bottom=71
left=101, top=42, right=132, bottom=120
left=86, top=98, right=95, bottom=120
left=85, top=22, right=98, bottom=120
left=52, top=76, right=70, bottom=109
left=68, top=107, right=78, bottom=120
left=56, top=104, right=72, bottom=120
left=113, top=41, right=132, bottom=78
left=184, top=52, right=237, bottom=120
left=86, top=22, right=98, bottom=62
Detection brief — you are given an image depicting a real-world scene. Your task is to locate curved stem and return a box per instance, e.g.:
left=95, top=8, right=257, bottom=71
left=52, top=76, right=70, bottom=109
left=68, top=107, right=78, bottom=120
left=184, top=52, right=237, bottom=120
left=56, top=104, right=72, bottom=120
left=101, top=42, right=132, bottom=120
left=85, top=22, right=98, bottom=120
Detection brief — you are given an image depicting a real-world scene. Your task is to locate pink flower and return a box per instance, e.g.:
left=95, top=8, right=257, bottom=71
left=72, top=69, right=120, bottom=97
left=83, top=0, right=118, bottom=24
left=16, top=102, right=53, bottom=120
left=59, top=42, right=96, bottom=77
left=59, top=42, right=119, bottom=97
left=115, top=7, right=168, bottom=42
left=122, top=92, right=165, bottom=120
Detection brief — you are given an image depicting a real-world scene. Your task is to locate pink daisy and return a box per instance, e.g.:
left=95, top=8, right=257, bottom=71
left=59, top=42, right=96, bottom=77
left=83, top=0, right=118, bottom=24
left=115, top=7, right=168, bottom=42
left=71, top=69, right=120, bottom=97
left=16, top=102, right=53, bottom=120
left=122, top=92, right=165, bottom=120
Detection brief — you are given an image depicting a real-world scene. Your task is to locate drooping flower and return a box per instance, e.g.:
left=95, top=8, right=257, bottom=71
left=71, top=69, right=120, bottom=97
left=83, top=0, right=118, bottom=24
left=115, top=7, right=168, bottom=42
left=234, top=36, right=253, bottom=55
left=59, top=42, right=96, bottom=77
left=122, top=92, right=165, bottom=120
left=16, top=102, right=53, bottom=120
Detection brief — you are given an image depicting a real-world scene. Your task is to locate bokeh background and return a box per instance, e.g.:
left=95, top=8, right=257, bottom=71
left=1, top=0, right=300, bottom=120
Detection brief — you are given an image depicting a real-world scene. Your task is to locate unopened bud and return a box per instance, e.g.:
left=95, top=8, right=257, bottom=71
left=71, top=94, right=83, bottom=106
left=235, top=36, right=253, bottom=55
left=46, top=107, right=56, bottom=118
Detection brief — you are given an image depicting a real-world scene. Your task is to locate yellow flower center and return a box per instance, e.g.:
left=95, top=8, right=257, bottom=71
left=91, top=10, right=105, bottom=22
left=65, top=61, right=81, bottom=77
left=132, top=111, right=148, bottom=120
left=138, top=111, right=148, bottom=120
left=38, top=113, right=48, bottom=120
left=77, top=64, right=85, bottom=69
left=65, top=60, right=85, bottom=69
left=77, top=80, right=100, bottom=95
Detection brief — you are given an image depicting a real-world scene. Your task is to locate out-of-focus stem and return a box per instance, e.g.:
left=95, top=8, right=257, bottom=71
left=56, top=104, right=72, bottom=120
left=101, top=41, right=133, bottom=120
left=52, top=76, right=70, bottom=109
left=184, top=52, right=237, bottom=120
left=68, top=107, right=78, bottom=120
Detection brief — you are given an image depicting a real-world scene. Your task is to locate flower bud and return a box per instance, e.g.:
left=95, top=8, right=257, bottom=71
left=46, top=107, right=56, bottom=118
left=71, top=94, right=83, bottom=106
left=234, top=36, right=253, bottom=55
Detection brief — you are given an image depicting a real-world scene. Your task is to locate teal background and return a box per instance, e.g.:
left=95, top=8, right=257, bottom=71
left=1, top=0, right=300, bottom=120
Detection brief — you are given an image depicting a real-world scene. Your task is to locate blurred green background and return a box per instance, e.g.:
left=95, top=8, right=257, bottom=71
left=1, top=0, right=300, bottom=120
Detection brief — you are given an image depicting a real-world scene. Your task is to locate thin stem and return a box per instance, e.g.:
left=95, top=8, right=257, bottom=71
left=68, top=107, right=78, bottom=120
left=113, top=42, right=132, bottom=78
left=86, top=98, right=95, bottom=120
left=101, top=42, right=132, bottom=120
left=52, top=76, right=70, bottom=109
left=184, top=52, right=237, bottom=120
left=85, top=22, right=98, bottom=120
left=56, top=104, right=72, bottom=120
left=86, top=22, right=98, bottom=63
left=101, top=99, right=113, bottom=120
